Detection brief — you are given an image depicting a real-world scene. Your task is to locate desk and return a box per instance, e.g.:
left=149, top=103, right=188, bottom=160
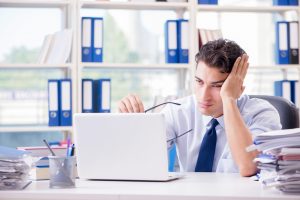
left=1, top=173, right=299, bottom=200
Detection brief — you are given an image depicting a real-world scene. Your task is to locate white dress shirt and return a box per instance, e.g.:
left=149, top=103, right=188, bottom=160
left=161, top=94, right=282, bottom=173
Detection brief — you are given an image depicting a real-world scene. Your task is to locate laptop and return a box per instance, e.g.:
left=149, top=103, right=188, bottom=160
left=73, top=113, right=182, bottom=181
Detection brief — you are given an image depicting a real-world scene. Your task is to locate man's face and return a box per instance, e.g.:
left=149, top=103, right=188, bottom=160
left=194, top=61, right=229, bottom=118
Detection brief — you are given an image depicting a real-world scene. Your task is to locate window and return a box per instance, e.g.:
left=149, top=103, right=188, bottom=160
left=0, top=8, right=64, bottom=147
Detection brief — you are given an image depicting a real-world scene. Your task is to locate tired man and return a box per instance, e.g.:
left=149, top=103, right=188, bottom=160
left=118, top=39, right=281, bottom=177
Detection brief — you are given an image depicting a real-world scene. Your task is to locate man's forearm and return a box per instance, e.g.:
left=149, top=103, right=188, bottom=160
left=222, top=98, right=258, bottom=177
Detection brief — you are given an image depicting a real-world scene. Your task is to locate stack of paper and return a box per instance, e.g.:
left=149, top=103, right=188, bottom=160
left=17, top=146, right=67, bottom=180
left=247, top=128, right=300, bottom=193
left=0, top=146, right=32, bottom=190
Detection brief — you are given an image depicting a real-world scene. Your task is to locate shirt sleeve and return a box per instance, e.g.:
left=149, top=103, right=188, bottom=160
left=243, top=98, right=282, bottom=135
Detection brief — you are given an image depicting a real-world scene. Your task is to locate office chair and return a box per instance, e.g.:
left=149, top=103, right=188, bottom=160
left=249, top=95, right=300, bottom=129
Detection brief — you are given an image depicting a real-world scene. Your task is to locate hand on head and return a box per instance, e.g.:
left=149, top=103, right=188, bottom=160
left=220, top=54, right=249, bottom=101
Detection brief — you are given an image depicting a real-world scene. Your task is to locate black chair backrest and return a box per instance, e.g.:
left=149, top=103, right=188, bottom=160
left=249, top=95, right=300, bottom=129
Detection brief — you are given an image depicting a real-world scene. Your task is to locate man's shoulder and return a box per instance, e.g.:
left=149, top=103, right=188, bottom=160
left=238, top=94, right=280, bottom=118
left=238, top=95, right=282, bottom=132
left=238, top=94, right=276, bottom=110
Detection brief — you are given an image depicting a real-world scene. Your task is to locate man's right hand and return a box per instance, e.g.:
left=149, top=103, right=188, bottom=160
left=118, top=94, right=145, bottom=113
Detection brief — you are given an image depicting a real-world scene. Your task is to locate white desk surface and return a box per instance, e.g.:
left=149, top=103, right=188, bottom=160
left=1, top=173, right=299, bottom=200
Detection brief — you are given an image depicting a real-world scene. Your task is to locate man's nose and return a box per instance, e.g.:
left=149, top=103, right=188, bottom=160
left=200, top=85, right=211, bottom=100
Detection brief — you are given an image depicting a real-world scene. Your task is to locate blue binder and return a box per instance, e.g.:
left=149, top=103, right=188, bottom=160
left=289, top=0, right=298, bottom=5
left=273, top=0, right=289, bottom=5
left=290, top=80, right=297, bottom=103
left=165, top=20, right=179, bottom=63
left=92, top=17, right=103, bottom=62
left=81, top=17, right=93, bottom=62
left=289, top=21, right=299, bottom=64
left=48, top=80, right=60, bottom=126
left=274, top=80, right=296, bottom=103
left=275, top=21, right=289, bottom=64
left=209, top=0, right=218, bottom=4
left=82, top=79, right=94, bottom=113
left=178, top=19, right=189, bottom=63
left=93, top=79, right=111, bottom=113
left=59, top=79, right=72, bottom=126
left=198, top=0, right=210, bottom=4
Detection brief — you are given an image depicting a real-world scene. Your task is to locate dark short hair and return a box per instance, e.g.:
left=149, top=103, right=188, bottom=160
left=195, top=39, right=246, bottom=73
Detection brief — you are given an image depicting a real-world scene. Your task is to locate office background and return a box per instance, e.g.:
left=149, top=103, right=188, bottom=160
left=0, top=0, right=299, bottom=147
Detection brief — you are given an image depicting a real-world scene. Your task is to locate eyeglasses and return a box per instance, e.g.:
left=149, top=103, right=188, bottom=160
left=167, top=129, right=193, bottom=145
left=144, top=101, right=181, bottom=113
left=145, top=101, right=193, bottom=144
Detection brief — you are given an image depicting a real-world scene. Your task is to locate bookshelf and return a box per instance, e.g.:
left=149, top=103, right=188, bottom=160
left=0, top=0, right=77, bottom=136
left=76, top=0, right=196, bottom=114
left=0, top=0, right=300, bottom=139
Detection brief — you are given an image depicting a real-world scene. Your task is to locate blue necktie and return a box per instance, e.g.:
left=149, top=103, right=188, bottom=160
left=195, top=119, right=218, bottom=172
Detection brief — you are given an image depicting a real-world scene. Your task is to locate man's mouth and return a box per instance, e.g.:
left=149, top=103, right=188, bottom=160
left=199, top=102, right=213, bottom=109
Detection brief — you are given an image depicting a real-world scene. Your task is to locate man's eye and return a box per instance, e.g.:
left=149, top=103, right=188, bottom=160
left=212, top=85, right=222, bottom=88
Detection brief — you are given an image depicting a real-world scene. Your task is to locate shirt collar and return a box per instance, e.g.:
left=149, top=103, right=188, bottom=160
left=202, top=114, right=225, bottom=129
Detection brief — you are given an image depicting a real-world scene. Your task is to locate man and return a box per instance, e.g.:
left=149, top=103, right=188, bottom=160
left=118, top=39, right=281, bottom=177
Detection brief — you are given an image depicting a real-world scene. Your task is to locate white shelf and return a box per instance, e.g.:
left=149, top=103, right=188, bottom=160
left=79, top=62, right=190, bottom=69
left=80, top=1, right=189, bottom=11
left=249, top=64, right=300, bottom=70
left=0, top=63, right=72, bottom=69
left=0, top=0, right=70, bottom=8
left=0, top=126, right=72, bottom=133
left=80, top=63, right=300, bottom=70
left=197, top=5, right=299, bottom=13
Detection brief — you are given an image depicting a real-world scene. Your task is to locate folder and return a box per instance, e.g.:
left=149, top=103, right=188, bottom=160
left=209, top=0, right=218, bottom=4
left=273, top=0, right=289, bottom=5
left=274, top=80, right=296, bottom=103
left=178, top=19, right=189, bottom=63
left=275, top=21, right=289, bottom=64
left=94, top=79, right=111, bottom=113
left=198, top=0, right=210, bottom=4
left=81, top=17, right=93, bottom=62
left=82, top=79, right=94, bottom=113
left=92, top=17, right=103, bottom=62
left=274, top=80, right=289, bottom=100
left=289, top=80, right=296, bottom=104
left=289, top=0, right=298, bottom=5
left=60, top=79, right=72, bottom=126
left=165, top=20, right=179, bottom=63
left=48, top=80, right=60, bottom=126
left=295, top=81, right=300, bottom=108
left=288, top=21, right=299, bottom=64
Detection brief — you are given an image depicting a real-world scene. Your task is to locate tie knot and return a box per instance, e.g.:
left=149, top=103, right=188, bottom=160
left=210, top=119, right=219, bottom=128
